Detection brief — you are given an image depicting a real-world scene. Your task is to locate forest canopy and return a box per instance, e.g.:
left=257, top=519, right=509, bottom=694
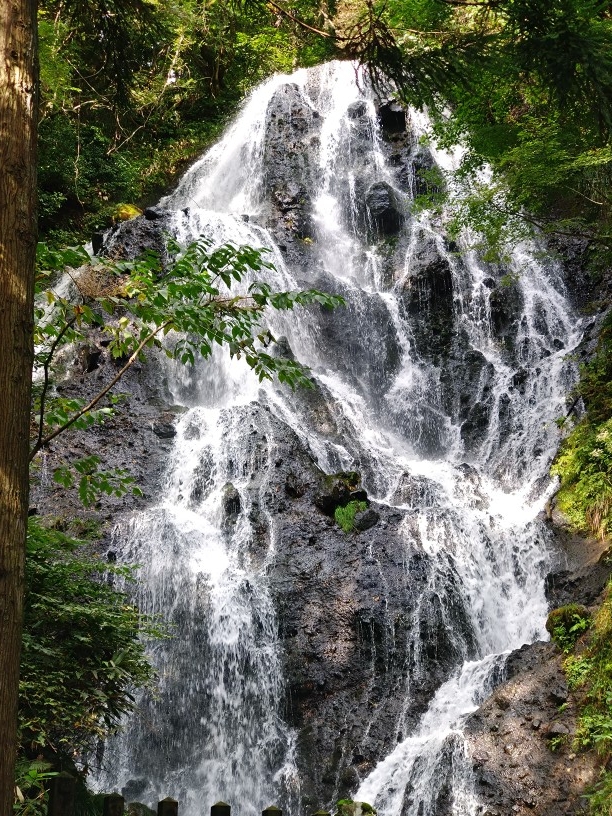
left=38, top=0, right=612, bottom=266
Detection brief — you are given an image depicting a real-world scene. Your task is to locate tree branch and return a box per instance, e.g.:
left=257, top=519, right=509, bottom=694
left=34, top=316, right=78, bottom=455
left=29, top=319, right=171, bottom=461
left=265, top=0, right=346, bottom=40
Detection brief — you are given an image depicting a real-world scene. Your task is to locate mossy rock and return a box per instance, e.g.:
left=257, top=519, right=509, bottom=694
left=113, top=203, right=143, bottom=222
left=315, top=471, right=363, bottom=516
left=336, top=800, right=377, bottom=816
left=323, top=471, right=361, bottom=490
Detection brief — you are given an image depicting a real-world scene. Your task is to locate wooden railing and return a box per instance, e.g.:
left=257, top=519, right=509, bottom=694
left=47, top=775, right=317, bottom=816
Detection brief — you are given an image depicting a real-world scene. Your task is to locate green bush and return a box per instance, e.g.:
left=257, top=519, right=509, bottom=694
left=546, top=604, right=592, bottom=653
left=20, top=519, right=162, bottom=757
left=557, top=583, right=612, bottom=814
left=334, top=500, right=368, bottom=533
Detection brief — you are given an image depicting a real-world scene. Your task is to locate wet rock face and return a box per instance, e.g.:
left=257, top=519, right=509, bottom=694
left=399, top=232, right=455, bottom=360
left=465, top=641, right=600, bottom=816
left=29, top=335, right=176, bottom=539
left=463, top=533, right=612, bottom=816
left=377, top=100, right=406, bottom=136
left=234, top=407, right=478, bottom=810
left=261, top=83, right=321, bottom=270
left=365, top=181, right=403, bottom=236
left=103, top=211, right=171, bottom=260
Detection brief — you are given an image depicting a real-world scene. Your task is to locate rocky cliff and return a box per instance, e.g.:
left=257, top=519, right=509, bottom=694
left=32, top=62, right=612, bottom=816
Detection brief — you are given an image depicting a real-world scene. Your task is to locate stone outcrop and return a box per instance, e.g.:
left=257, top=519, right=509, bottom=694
left=463, top=520, right=612, bottom=816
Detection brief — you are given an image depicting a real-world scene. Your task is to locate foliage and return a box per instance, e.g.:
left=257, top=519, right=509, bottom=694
left=19, top=519, right=163, bottom=757
left=32, top=237, right=344, bottom=464
left=552, top=312, right=612, bottom=539
left=546, top=604, right=592, bottom=653
left=334, top=500, right=368, bottom=532
left=552, top=418, right=612, bottom=539
left=37, top=0, right=335, bottom=244
left=558, top=583, right=612, bottom=813
left=329, top=0, right=612, bottom=261
left=586, top=769, right=612, bottom=816
left=13, top=759, right=56, bottom=816
left=52, top=455, right=143, bottom=508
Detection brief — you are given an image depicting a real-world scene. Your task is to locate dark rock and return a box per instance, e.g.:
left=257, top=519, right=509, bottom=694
left=354, top=509, right=380, bottom=531
left=272, top=336, right=295, bottom=360
left=349, top=489, right=368, bottom=503
left=548, top=684, right=569, bottom=706
left=314, top=479, right=351, bottom=515
left=222, top=483, right=241, bottom=517
left=365, top=181, right=403, bottom=236
left=76, top=344, right=102, bottom=374
left=489, top=283, right=523, bottom=351
left=377, top=101, right=406, bottom=135
left=102, top=214, right=168, bottom=260
left=546, top=722, right=570, bottom=738
left=92, top=232, right=105, bottom=255
left=152, top=421, right=176, bottom=439
left=347, top=101, right=368, bottom=120
left=144, top=206, right=165, bottom=221
left=121, top=780, right=148, bottom=801
left=545, top=558, right=612, bottom=607
left=285, top=472, right=307, bottom=498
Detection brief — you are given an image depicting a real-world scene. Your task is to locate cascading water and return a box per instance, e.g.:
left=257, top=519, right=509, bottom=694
left=95, top=61, right=581, bottom=816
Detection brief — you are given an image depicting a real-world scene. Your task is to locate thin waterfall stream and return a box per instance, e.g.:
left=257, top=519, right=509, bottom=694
left=95, top=61, right=582, bottom=816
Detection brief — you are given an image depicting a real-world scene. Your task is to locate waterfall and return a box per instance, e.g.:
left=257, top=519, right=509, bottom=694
left=95, top=61, right=581, bottom=816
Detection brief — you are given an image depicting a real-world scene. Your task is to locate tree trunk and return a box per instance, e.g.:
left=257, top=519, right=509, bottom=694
left=0, top=2, right=37, bottom=813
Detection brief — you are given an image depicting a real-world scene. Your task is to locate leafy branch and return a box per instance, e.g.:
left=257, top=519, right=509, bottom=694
left=31, top=235, right=344, bottom=466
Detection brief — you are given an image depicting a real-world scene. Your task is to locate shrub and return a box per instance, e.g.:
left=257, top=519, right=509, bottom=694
left=20, top=519, right=162, bottom=758
left=546, top=604, right=592, bottom=653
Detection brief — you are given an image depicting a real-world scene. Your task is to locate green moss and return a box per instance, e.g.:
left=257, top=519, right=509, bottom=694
left=552, top=417, right=612, bottom=539
left=551, top=312, right=612, bottom=541
left=334, top=500, right=367, bottom=533
left=324, top=471, right=361, bottom=490
left=336, top=802, right=377, bottom=816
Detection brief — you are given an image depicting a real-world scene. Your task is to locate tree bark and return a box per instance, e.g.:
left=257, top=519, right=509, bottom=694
left=0, top=2, right=37, bottom=813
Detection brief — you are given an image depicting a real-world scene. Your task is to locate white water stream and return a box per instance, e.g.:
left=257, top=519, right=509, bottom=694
left=96, top=61, right=581, bottom=816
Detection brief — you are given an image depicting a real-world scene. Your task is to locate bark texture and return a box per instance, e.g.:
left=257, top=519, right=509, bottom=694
left=0, top=2, right=37, bottom=813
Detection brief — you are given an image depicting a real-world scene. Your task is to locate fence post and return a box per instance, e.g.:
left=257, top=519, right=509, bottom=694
left=158, top=797, right=179, bottom=816
left=48, top=771, right=76, bottom=816
left=103, top=793, right=125, bottom=816
left=211, top=801, right=231, bottom=816
left=262, top=806, right=282, bottom=816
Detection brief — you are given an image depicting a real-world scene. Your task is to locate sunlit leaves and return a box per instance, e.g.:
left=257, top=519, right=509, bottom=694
left=52, top=455, right=143, bottom=507
left=32, top=236, right=344, bottom=464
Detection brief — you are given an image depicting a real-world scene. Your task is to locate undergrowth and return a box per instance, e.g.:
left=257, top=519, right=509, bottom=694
left=552, top=313, right=612, bottom=540
left=557, top=583, right=612, bottom=814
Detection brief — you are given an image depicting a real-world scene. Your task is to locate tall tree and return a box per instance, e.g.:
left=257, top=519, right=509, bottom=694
left=0, top=1, right=37, bottom=813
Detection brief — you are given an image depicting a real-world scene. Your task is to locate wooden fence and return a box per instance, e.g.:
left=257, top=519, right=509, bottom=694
left=47, top=775, right=326, bottom=816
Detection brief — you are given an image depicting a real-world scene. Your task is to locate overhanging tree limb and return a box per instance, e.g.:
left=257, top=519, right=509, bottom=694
left=29, top=319, right=171, bottom=461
